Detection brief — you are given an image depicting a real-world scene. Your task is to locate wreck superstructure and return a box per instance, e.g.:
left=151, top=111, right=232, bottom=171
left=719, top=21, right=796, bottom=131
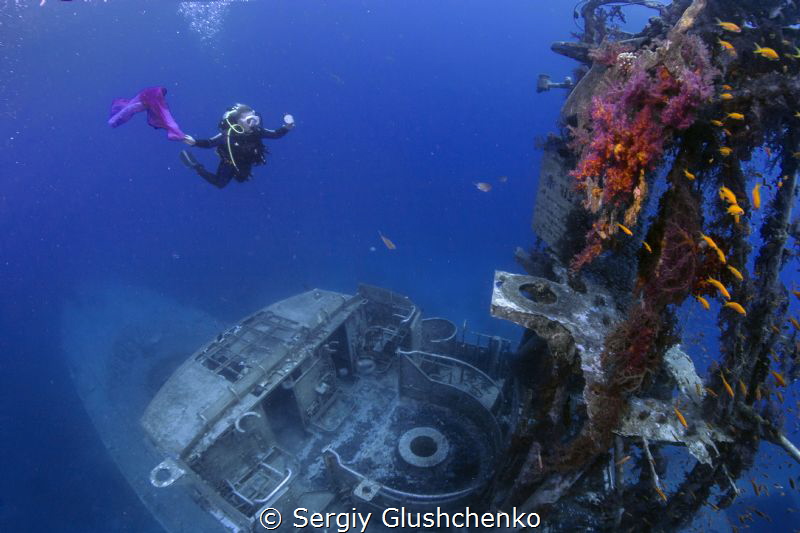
left=513, top=0, right=800, bottom=531
left=141, top=285, right=514, bottom=532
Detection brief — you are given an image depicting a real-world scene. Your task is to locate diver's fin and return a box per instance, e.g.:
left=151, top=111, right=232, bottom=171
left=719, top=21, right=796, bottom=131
left=180, top=150, right=200, bottom=169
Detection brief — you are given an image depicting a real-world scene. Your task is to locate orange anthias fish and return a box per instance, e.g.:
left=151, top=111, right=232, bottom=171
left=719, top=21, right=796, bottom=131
left=378, top=232, right=396, bottom=250
left=700, top=233, right=718, bottom=249
left=738, top=379, right=748, bottom=396
left=727, top=265, right=744, bottom=281
left=695, top=295, right=711, bottom=310
left=643, top=241, right=653, bottom=253
left=710, top=119, right=724, bottom=127
left=718, top=39, right=736, bottom=54
left=727, top=204, right=745, bottom=216
left=724, top=301, right=747, bottom=316
left=722, top=84, right=733, bottom=90
left=683, top=168, right=696, bottom=180
left=616, top=455, right=632, bottom=466
left=726, top=112, right=745, bottom=121
left=616, top=223, right=633, bottom=236
left=752, top=183, right=761, bottom=209
left=474, top=182, right=492, bottom=192
left=700, top=233, right=727, bottom=263
left=707, top=277, right=731, bottom=299
left=771, top=370, right=787, bottom=387
left=719, top=147, right=733, bottom=156
left=719, top=187, right=737, bottom=205
left=716, top=19, right=742, bottom=33
left=790, top=317, right=800, bottom=331
left=720, top=93, right=734, bottom=100
left=754, top=44, right=780, bottom=60
left=721, top=372, right=735, bottom=399
left=674, top=406, right=689, bottom=428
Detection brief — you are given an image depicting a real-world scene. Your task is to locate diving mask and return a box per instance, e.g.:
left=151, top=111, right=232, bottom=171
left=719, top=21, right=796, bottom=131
left=242, top=114, right=261, bottom=128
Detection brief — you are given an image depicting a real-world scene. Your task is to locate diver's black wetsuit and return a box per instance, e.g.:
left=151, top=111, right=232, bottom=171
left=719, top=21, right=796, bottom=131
left=189, top=125, right=290, bottom=188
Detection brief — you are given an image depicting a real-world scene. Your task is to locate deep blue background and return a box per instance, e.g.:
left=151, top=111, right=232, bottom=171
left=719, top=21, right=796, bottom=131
left=1, top=1, right=796, bottom=531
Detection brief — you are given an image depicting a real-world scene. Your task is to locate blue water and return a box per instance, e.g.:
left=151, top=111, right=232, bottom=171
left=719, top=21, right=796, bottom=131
left=1, top=1, right=797, bottom=532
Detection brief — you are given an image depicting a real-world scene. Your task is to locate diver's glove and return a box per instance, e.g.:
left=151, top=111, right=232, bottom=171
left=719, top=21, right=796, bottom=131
left=283, top=114, right=295, bottom=130
left=183, top=134, right=196, bottom=145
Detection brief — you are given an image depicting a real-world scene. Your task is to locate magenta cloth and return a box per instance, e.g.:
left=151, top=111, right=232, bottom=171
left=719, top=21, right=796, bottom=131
left=108, top=87, right=185, bottom=141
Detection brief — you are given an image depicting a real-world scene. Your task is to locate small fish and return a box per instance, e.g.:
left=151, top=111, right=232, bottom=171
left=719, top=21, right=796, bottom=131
left=705, top=387, right=719, bottom=398
left=616, top=455, right=632, bottom=466
left=790, top=317, right=800, bottom=331
left=700, top=233, right=721, bottom=250
left=722, top=84, right=733, bottom=90
left=655, top=486, right=668, bottom=501
left=474, top=182, right=492, bottom=192
left=695, top=295, right=711, bottom=310
left=787, top=46, right=800, bottom=59
left=642, top=241, right=652, bottom=253
left=756, top=385, right=762, bottom=401
left=702, top=234, right=727, bottom=264
left=616, top=223, right=633, bottom=236
left=727, top=265, right=744, bottom=281
left=754, top=43, right=780, bottom=60
left=790, top=478, right=796, bottom=490
left=738, top=379, right=748, bottom=396
left=718, top=39, right=736, bottom=53
left=707, top=277, right=731, bottom=299
left=771, top=370, right=787, bottom=387
left=764, top=146, right=772, bottom=157
left=796, top=111, right=800, bottom=118
left=710, top=119, right=724, bottom=127
left=721, top=372, right=735, bottom=398
left=683, top=168, right=696, bottom=180
left=752, top=183, right=761, bottom=209
left=777, top=391, right=784, bottom=403
left=674, top=406, right=688, bottom=428
left=719, top=146, right=733, bottom=156
left=792, top=289, right=800, bottom=299
left=378, top=232, right=396, bottom=250
left=723, top=128, right=733, bottom=136
left=720, top=92, right=734, bottom=100
left=497, top=175, right=508, bottom=183
left=727, top=204, right=745, bottom=216
left=751, top=478, right=761, bottom=496
left=716, top=19, right=742, bottom=33
left=726, top=112, right=745, bottom=121
left=725, top=301, right=747, bottom=316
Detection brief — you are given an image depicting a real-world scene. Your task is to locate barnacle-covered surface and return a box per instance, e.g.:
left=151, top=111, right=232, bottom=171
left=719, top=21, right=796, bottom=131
left=501, top=0, right=800, bottom=530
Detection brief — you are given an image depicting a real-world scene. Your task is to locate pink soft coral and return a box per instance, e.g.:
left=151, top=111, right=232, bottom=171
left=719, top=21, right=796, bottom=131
left=569, top=36, right=715, bottom=272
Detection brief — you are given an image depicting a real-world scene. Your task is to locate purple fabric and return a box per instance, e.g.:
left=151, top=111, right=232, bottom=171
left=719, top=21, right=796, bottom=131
left=108, top=87, right=185, bottom=141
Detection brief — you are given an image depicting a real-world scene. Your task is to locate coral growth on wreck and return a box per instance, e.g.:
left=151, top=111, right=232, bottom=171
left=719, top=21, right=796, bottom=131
left=510, top=1, right=800, bottom=530
left=569, top=34, right=716, bottom=272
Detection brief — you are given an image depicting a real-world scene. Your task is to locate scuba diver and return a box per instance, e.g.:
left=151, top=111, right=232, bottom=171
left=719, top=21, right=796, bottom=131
left=180, top=103, right=295, bottom=188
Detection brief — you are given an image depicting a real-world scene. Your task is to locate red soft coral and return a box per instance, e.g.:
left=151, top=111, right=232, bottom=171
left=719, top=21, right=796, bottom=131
left=568, top=37, right=715, bottom=273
